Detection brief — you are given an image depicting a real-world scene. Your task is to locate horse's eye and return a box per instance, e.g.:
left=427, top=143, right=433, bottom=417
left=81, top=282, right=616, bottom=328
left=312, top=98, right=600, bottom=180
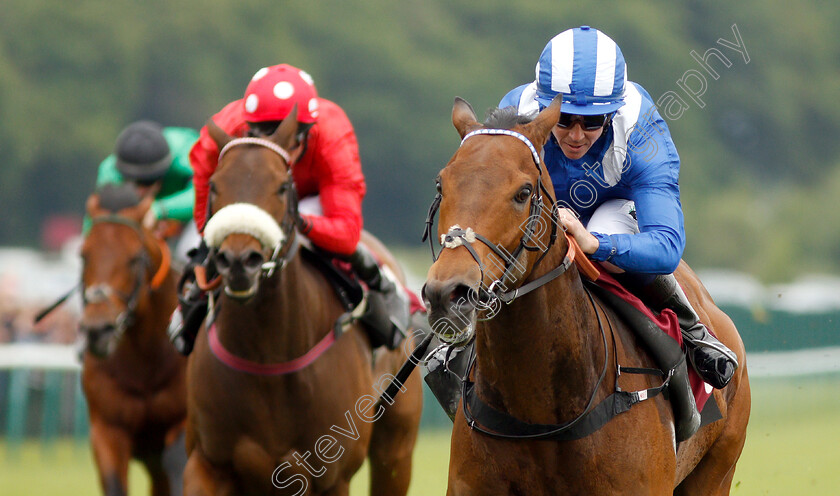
left=277, top=183, right=289, bottom=195
left=131, top=255, right=146, bottom=269
left=515, top=185, right=532, bottom=204
left=209, top=182, right=217, bottom=194
left=435, top=179, right=442, bottom=195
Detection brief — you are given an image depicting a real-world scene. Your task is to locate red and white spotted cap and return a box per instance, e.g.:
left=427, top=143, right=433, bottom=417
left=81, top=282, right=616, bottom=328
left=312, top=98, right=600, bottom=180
left=242, top=64, right=319, bottom=124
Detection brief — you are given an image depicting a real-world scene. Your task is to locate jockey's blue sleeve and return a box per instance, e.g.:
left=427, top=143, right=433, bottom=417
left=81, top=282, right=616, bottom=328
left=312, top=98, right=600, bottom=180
left=589, top=109, right=685, bottom=274
left=501, top=81, right=686, bottom=275
left=590, top=183, right=685, bottom=274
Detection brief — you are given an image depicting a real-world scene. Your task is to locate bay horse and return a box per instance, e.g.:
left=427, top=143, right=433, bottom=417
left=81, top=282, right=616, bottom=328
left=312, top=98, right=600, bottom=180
left=80, top=185, right=187, bottom=496
left=422, top=97, right=751, bottom=495
left=183, top=108, right=423, bottom=495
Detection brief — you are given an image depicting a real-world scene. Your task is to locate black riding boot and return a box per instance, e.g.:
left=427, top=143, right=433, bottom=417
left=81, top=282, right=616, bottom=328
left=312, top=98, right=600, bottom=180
left=347, top=245, right=409, bottom=349
left=167, top=242, right=212, bottom=356
left=642, top=274, right=738, bottom=389
left=590, top=278, right=700, bottom=442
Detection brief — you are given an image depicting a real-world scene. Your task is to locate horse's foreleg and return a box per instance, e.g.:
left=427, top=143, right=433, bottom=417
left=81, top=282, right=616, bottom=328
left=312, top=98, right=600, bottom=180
left=139, top=427, right=187, bottom=496
left=675, top=379, right=751, bottom=495
left=321, top=480, right=351, bottom=496
left=89, top=419, right=132, bottom=496
left=162, top=428, right=187, bottom=496
left=143, top=456, right=173, bottom=496
left=183, top=449, right=225, bottom=496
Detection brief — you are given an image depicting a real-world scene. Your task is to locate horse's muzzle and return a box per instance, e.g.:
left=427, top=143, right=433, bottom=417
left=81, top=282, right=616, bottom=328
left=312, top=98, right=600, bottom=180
left=80, top=321, right=121, bottom=358
left=214, top=248, right=265, bottom=301
left=422, top=279, right=477, bottom=344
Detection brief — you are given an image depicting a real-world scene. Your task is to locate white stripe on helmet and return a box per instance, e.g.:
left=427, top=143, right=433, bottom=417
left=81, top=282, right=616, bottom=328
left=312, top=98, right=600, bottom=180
left=594, top=31, right=618, bottom=97
left=549, top=30, right=574, bottom=94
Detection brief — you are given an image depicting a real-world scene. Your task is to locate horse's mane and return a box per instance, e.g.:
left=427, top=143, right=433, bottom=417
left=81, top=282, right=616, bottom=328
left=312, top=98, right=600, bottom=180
left=97, top=183, right=141, bottom=212
left=483, top=106, right=535, bottom=129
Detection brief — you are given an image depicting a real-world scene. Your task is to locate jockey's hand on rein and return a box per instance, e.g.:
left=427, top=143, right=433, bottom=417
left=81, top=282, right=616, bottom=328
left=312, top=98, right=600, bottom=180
left=557, top=207, right=599, bottom=255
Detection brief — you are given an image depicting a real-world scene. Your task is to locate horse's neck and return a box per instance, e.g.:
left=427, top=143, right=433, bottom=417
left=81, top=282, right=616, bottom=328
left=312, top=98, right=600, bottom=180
left=474, top=263, right=606, bottom=423
left=214, top=255, right=336, bottom=363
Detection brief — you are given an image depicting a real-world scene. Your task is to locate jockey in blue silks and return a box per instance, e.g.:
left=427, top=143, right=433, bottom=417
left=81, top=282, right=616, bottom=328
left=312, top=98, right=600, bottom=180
left=500, top=26, right=738, bottom=393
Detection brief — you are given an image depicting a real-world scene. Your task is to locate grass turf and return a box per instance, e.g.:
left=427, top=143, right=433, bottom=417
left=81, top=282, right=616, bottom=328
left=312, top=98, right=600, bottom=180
left=1, top=374, right=838, bottom=495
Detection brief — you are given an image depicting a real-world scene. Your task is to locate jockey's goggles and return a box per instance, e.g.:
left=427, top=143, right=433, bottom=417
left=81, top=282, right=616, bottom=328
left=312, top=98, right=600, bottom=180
left=556, top=112, right=613, bottom=131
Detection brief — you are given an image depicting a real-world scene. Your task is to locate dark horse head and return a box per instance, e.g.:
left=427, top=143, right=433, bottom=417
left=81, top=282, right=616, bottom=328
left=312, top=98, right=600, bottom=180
left=80, top=184, right=172, bottom=357
left=422, top=96, right=564, bottom=344
left=203, top=106, right=301, bottom=301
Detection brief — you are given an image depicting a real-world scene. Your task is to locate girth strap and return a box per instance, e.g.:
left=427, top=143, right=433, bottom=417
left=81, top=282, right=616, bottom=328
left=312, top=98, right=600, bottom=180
left=462, top=368, right=668, bottom=441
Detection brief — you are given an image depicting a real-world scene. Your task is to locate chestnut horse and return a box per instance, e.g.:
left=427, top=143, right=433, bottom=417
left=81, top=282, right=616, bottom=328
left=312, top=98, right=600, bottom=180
left=183, top=109, right=423, bottom=495
left=422, top=97, right=751, bottom=495
left=80, top=186, right=187, bottom=496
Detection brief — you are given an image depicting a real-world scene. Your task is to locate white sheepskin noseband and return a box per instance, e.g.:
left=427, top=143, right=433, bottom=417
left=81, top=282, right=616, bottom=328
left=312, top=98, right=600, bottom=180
left=203, top=203, right=284, bottom=249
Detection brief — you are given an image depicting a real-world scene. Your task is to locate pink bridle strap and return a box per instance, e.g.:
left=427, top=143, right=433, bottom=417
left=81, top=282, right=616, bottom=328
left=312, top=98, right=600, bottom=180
left=207, top=322, right=337, bottom=375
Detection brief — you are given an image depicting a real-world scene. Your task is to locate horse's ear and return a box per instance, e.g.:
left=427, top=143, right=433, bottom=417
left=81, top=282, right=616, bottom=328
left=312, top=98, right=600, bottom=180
left=206, top=119, right=232, bottom=149
left=523, top=95, right=562, bottom=149
left=120, top=193, right=154, bottom=224
left=270, top=104, right=299, bottom=151
left=452, top=97, right=481, bottom=139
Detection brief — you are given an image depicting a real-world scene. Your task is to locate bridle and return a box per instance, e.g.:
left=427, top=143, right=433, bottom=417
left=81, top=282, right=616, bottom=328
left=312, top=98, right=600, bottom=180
left=82, top=215, right=171, bottom=338
left=210, top=137, right=301, bottom=279
left=204, top=137, right=348, bottom=376
left=422, top=128, right=571, bottom=309
left=421, top=129, right=669, bottom=440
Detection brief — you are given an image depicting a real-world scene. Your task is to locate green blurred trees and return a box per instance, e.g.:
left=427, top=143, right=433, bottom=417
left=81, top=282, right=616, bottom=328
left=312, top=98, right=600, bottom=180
left=0, top=0, right=838, bottom=282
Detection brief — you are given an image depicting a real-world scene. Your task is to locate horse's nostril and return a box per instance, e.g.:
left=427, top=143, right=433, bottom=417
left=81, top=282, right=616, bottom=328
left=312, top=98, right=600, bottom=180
left=424, top=280, right=475, bottom=311
left=243, top=250, right=265, bottom=270
left=215, top=251, right=232, bottom=270
left=81, top=322, right=116, bottom=336
left=451, top=283, right=474, bottom=307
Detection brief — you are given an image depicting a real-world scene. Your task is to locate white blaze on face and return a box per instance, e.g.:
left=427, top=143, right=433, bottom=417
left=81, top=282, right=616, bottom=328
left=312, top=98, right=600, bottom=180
left=203, top=203, right=284, bottom=250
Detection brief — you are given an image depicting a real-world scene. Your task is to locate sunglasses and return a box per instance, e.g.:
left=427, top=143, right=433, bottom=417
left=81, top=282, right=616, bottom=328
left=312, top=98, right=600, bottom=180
left=556, top=112, right=612, bottom=131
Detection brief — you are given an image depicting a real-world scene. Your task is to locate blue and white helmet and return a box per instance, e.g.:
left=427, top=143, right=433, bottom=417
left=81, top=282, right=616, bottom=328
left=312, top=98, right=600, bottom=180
left=535, top=26, right=627, bottom=115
